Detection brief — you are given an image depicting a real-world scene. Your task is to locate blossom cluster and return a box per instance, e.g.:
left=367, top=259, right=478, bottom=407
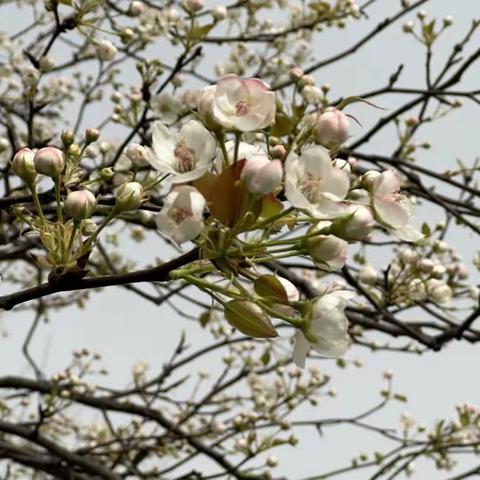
left=10, top=73, right=424, bottom=367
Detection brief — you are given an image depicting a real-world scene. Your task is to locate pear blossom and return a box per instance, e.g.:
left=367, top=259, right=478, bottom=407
left=210, top=75, right=276, bottom=131
left=368, top=169, right=423, bottom=242
left=240, top=155, right=283, bottom=195
left=292, top=290, right=355, bottom=368
left=285, top=145, right=350, bottom=218
left=147, top=120, right=216, bottom=183
left=156, top=186, right=206, bottom=243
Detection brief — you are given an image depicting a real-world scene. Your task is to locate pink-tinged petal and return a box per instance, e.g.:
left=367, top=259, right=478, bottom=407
left=292, top=330, right=311, bottom=368
left=372, top=170, right=401, bottom=196
left=243, top=77, right=269, bottom=92
left=374, top=197, right=409, bottom=228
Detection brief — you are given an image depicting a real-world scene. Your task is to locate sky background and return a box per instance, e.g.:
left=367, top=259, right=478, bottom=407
left=1, top=0, right=480, bottom=478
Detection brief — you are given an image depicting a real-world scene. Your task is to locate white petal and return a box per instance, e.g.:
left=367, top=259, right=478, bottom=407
left=394, top=224, right=424, bottom=242
left=150, top=122, right=175, bottom=171
left=372, top=170, right=401, bottom=196
left=292, top=330, right=311, bottom=368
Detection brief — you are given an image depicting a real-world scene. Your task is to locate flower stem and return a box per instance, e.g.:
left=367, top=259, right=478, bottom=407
left=54, top=175, right=63, bottom=223
left=28, top=183, right=46, bottom=225
left=65, top=220, right=80, bottom=262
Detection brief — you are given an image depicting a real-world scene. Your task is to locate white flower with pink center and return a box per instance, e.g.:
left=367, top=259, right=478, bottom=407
left=211, top=75, right=276, bottom=132
left=156, top=186, right=206, bottom=244
left=147, top=120, right=216, bottom=183
left=285, top=145, right=350, bottom=218
left=369, top=170, right=423, bottom=242
left=292, top=290, right=355, bottom=368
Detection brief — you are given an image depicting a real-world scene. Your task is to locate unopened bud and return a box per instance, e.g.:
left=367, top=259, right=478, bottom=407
left=313, top=108, right=349, bottom=148
left=125, top=143, right=148, bottom=166
left=212, top=5, right=227, bottom=21
left=61, top=129, right=75, bottom=147
left=184, top=0, right=203, bottom=12
left=100, top=167, right=114, bottom=181
left=85, top=128, right=100, bottom=144
left=224, top=300, right=278, bottom=338
left=240, top=156, right=283, bottom=195
left=115, top=181, right=144, bottom=211
left=129, top=1, right=145, bottom=16
left=64, top=190, right=97, bottom=220
left=12, top=148, right=37, bottom=184
left=34, top=147, right=65, bottom=177
left=96, top=40, right=117, bottom=62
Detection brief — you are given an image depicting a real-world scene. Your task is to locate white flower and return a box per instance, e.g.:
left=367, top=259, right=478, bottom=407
left=292, top=290, right=354, bottom=368
left=151, top=93, right=182, bottom=124
left=369, top=170, right=423, bottom=242
left=285, top=145, right=350, bottom=218
left=147, top=120, right=216, bottom=183
left=211, top=75, right=276, bottom=131
left=156, top=186, right=206, bottom=243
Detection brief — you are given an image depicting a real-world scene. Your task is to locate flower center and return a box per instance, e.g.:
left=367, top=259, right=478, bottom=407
left=300, top=173, right=323, bottom=203
left=174, top=141, right=196, bottom=173
left=235, top=100, right=250, bottom=116
left=169, top=206, right=191, bottom=224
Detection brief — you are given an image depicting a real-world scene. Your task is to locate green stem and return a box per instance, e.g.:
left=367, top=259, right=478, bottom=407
left=28, top=183, right=46, bottom=225
left=84, top=210, right=116, bottom=249
left=65, top=220, right=80, bottom=262
left=215, top=132, right=229, bottom=169
left=54, top=175, right=63, bottom=223
left=233, top=132, right=241, bottom=163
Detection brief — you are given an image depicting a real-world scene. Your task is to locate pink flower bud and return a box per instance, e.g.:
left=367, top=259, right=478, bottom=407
left=313, top=108, right=349, bottom=148
left=115, top=181, right=144, bottom=211
left=184, top=0, right=203, bottom=12
left=11, top=147, right=37, bottom=184
left=34, top=147, right=65, bottom=177
left=288, top=67, right=304, bottom=81
left=241, top=156, right=283, bottom=195
left=64, top=190, right=97, bottom=220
